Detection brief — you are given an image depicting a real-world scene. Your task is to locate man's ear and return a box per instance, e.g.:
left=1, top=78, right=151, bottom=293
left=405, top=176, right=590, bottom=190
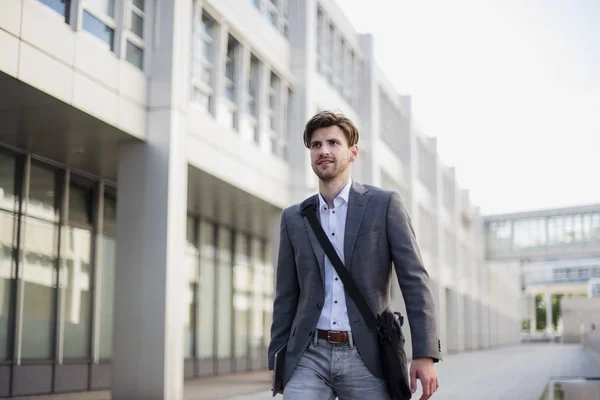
left=350, top=145, right=359, bottom=162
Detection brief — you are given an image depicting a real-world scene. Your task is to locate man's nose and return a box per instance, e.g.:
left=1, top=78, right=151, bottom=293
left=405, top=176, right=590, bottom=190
left=320, top=144, right=331, bottom=155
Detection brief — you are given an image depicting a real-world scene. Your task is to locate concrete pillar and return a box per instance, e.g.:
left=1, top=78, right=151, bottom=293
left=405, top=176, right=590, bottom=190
left=111, top=0, right=191, bottom=399
left=545, top=291, right=553, bottom=336
left=287, top=0, right=318, bottom=202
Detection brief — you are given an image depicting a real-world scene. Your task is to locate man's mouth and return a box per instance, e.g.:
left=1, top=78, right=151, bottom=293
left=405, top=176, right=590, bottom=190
left=318, top=159, right=334, bottom=165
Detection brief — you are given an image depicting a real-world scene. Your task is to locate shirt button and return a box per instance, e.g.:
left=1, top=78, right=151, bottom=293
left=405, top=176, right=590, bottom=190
left=333, top=322, right=337, bottom=325
left=332, top=232, right=335, bottom=236
left=332, top=211, right=335, bottom=214
left=335, top=278, right=339, bottom=281
left=334, top=300, right=338, bottom=304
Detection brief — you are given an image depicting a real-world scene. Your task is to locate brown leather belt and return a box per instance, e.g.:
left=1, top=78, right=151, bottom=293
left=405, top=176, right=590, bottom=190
left=317, top=329, right=350, bottom=344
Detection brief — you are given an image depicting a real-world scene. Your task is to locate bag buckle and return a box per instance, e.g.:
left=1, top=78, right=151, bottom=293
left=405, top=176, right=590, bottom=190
left=327, top=331, right=343, bottom=344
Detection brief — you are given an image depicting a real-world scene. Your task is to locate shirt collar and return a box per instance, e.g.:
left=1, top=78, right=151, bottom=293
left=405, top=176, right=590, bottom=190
left=318, top=179, right=353, bottom=211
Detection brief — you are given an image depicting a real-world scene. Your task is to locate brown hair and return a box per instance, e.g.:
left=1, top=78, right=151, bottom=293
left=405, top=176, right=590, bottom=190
left=303, top=111, right=359, bottom=148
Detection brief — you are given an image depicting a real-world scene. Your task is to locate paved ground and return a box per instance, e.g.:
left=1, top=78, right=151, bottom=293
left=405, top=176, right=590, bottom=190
left=231, top=343, right=600, bottom=400
left=16, top=343, right=600, bottom=400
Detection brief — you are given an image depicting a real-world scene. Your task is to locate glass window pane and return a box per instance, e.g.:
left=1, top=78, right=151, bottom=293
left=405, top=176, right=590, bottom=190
left=216, top=227, right=232, bottom=360
left=103, top=195, right=116, bottom=234
left=0, top=152, right=17, bottom=212
left=0, top=211, right=18, bottom=361
left=98, top=193, right=116, bottom=359
left=21, top=219, right=59, bottom=359
left=28, top=164, right=59, bottom=222
left=38, top=0, right=69, bottom=18
left=83, top=11, right=115, bottom=51
left=98, top=233, right=115, bottom=359
left=185, top=283, right=196, bottom=358
left=61, top=227, right=92, bottom=359
left=250, top=239, right=265, bottom=359
left=234, top=234, right=249, bottom=360
left=126, top=41, right=144, bottom=69
left=131, top=12, right=144, bottom=38
left=133, top=0, right=144, bottom=11
left=84, top=0, right=115, bottom=17
left=198, top=221, right=215, bottom=359
left=184, top=217, right=197, bottom=358
left=68, top=184, right=93, bottom=226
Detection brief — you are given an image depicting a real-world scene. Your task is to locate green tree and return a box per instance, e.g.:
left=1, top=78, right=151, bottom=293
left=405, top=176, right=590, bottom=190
left=535, top=293, right=563, bottom=331
left=552, top=294, right=563, bottom=329
left=535, top=294, right=546, bottom=330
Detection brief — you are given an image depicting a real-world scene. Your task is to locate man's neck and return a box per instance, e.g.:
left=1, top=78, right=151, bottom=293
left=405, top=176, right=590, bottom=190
left=319, top=175, right=351, bottom=208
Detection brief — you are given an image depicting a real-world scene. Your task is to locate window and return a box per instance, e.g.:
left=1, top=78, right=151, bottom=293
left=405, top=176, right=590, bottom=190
left=197, top=221, right=216, bottom=363
left=21, top=164, right=62, bottom=360
left=379, top=89, right=402, bottom=156
left=61, top=180, right=94, bottom=359
left=333, top=35, right=343, bottom=92
left=417, top=140, right=435, bottom=194
left=125, top=0, right=145, bottom=69
left=0, top=152, right=19, bottom=361
left=327, top=24, right=334, bottom=84
left=191, top=9, right=216, bottom=113
left=38, top=0, right=71, bottom=20
left=443, top=175, right=455, bottom=212
left=82, top=0, right=116, bottom=51
left=316, top=7, right=324, bottom=72
left=98, top=194, right=116, bottom=359
left=248, top=56, right=260, bottom=118
left=268, top=72, right=280, bottom=154
left=254, top=0, right=288, bottom=36
left=216, top=227, right=233, bottom=364
left=444, top=230, right=456, bottom=267
left=221, top=35, right=239, bottom=129
left=184, top=218, right=198, bottom=358
left=233, top=233, right=251, bottom=366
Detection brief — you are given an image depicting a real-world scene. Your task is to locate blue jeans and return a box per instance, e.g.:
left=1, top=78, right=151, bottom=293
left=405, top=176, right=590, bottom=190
left=283, top=337, right=389, bottom=400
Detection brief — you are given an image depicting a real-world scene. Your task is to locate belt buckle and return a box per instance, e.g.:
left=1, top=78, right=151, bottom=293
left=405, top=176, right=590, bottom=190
left=327, top=330, right=342, bottom=344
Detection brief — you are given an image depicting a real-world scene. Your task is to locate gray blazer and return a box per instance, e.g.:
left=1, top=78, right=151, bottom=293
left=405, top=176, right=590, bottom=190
left=268, top=181, right=442, bottom=385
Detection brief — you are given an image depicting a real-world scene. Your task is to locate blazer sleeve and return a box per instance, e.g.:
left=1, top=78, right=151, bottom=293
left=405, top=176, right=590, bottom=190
left=267, top=209, right=300, bottom=370
left=386, top=191, right=442, bottom=361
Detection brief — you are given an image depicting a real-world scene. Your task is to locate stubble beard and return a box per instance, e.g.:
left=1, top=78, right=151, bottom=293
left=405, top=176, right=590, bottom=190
left=313, top=159, right=349, bottom=183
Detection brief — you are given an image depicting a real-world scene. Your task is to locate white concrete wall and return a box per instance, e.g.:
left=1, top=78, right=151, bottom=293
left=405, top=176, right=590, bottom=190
left=0, top=0, right=147, bottom=139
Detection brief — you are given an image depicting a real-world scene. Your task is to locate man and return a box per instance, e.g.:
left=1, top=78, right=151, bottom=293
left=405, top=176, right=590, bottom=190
left=269, top=111, right=441, bottom=400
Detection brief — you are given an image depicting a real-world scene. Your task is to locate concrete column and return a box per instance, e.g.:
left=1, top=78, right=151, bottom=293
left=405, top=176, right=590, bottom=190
left=259, top=64, right=273, bottom=153
left=213, top=21, right=230, bottom=124
left=287, top=0, right=318, bottom=202
left=357, top=34, right=377, bottom=186
left=545, top=291, right=553, bottom=336
left=112, top=0, right=191, bottom=399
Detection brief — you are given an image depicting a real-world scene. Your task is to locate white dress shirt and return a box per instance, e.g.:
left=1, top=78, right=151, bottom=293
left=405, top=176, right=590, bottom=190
left=316, top=179, right=353, bottom=332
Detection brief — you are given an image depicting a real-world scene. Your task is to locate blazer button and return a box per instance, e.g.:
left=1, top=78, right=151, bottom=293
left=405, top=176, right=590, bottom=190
left=316, top=302, right=322, bottom=309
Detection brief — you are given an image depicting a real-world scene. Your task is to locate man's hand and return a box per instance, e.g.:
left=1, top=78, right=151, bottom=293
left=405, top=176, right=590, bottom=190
left=410, top=357, right=438, bottom=400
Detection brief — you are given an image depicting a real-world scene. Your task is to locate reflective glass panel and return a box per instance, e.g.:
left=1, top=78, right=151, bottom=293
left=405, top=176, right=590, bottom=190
left=98, top=195, right=116, bottom=359
left=61, top=227, right=92, bottom=359
left=197, top=221, right=215, bottom=359
left=21, top=218, right=58, bottom=359
left=216, top=227, right=232, bottom=359
left=82, top=11, right=115, bottom=51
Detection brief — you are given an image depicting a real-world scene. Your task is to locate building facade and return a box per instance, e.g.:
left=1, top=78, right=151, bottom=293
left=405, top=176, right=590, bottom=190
left=0, top=0, right=521, bottom=398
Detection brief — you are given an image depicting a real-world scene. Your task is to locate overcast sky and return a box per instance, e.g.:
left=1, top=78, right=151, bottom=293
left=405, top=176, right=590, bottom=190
left=338, top=0, right=600, bottom=215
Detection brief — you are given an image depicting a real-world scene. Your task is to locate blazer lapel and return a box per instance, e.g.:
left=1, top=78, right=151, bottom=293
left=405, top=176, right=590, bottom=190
left=344, top=181, right=369, bottom=272
left=301, top=195, right=326, bottom=283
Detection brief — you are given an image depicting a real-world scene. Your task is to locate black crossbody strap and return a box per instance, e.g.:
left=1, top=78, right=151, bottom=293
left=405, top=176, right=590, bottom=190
left=303, top=205, right=379, bottom=331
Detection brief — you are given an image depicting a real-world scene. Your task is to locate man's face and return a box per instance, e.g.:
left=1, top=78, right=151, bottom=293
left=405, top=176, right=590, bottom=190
left=309, top=125, right=358, bottom=182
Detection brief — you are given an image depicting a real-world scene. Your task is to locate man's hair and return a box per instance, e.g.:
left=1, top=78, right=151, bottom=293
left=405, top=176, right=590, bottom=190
left=303, top=111, right=359, bottom=148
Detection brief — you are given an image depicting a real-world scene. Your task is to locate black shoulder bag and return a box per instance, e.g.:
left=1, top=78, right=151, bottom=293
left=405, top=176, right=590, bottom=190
left=303, top=204, right=412, bottom=400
